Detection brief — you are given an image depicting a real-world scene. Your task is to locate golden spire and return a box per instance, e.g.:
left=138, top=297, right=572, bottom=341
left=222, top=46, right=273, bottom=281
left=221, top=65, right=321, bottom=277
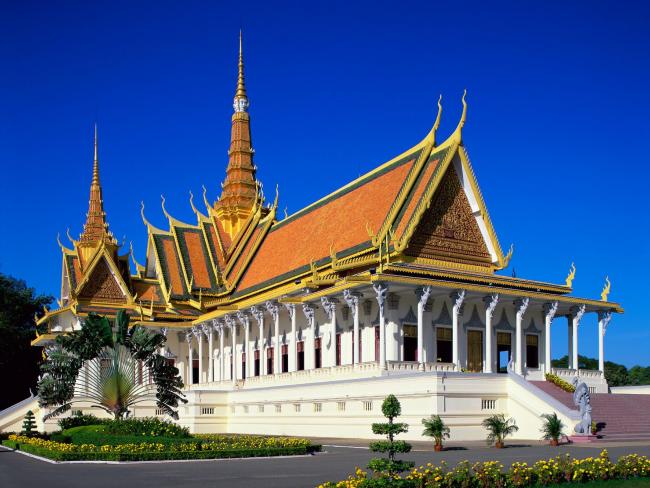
left=79, top=124, right=115, bottom=247
left=233, top=30, right=249, bottom=113
left=214, top=32, right=260, bottom=237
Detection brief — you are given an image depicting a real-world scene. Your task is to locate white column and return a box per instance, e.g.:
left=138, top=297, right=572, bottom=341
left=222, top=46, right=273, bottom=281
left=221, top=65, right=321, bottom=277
left=251, top=306, right=265, bottom=375
left=451, top=290, right=466, bottom=369
left=483, top=294, right=499, bottom=373
left=514, top=298, right=529, bottom=376
left=598, top=311, right=612, bottom=373
left=302, top=304, right=316, bottom=370
left=321, top=297, right=338, bottom=367
left=225, top=315, right=237, bottom=384
left=567, top=317, right=573, bottom=369
left=417, top=287, right=432, bottom=370
left=266, top=302, right=281, bottom=374
left=284, top=304, right=297, bottom=372
left=204, top=325, right=214, bottom=382
left=237, top=312, right=251, bottom=380
left=218, top=322, right=225, bottom=382
left=185, top=331, right=194, bottom=386
left=195, top=328, right=203, bottom=384
left=373, top=283, right=388, bottom=369
left=343, top=290, right=360, bottom=365
left=570, top=305, right=586, bottom=372
left=543, top=302, right=559, bottom=374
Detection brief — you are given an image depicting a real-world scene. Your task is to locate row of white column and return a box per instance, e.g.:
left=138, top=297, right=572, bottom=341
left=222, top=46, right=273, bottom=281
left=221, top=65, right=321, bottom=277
left=182, top=287, right=614, bottom=384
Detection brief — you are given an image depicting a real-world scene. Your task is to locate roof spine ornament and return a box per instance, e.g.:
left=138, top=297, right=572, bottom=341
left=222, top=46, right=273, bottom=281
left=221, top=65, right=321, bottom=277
left=451, top=89, right=468, bottom=142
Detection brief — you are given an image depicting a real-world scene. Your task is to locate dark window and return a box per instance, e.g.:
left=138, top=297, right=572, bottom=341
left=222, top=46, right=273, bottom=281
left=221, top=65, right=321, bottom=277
left=241, top=352, right=246, bottom=380
left=192, top=358, right=199, bottom=384
left=526, top=334, right=539, bottom=369
left=315, top=338, right=322, bottom=369
left=267, top=347, right=274, bottom=375
left=436, top=327, right=452, bottom=363
left=297, top=341, right=305, bottom=371
left=282, top=344, right=289, bottom=373
left=403, top=324, right=417, bottom=361
left=254, top=350, right=260, bottom=376
left=336, top=333, right=342, bottom=366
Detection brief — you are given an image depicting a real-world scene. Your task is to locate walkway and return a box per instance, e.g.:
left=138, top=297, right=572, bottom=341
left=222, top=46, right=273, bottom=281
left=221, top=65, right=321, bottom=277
left=2, top=439, right=650, bottom=488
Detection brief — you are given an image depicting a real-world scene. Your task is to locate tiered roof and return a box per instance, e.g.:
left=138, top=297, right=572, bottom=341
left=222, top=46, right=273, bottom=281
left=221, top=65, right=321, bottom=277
left=36, top=39, right=622, bottom=341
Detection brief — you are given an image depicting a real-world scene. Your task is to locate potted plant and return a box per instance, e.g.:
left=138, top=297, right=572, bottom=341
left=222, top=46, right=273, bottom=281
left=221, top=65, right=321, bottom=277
left=482, top=413, right=518, bottom=448
left=540, top=412, right=565, bottom=446
left=421, top=415, right=450, bottom=451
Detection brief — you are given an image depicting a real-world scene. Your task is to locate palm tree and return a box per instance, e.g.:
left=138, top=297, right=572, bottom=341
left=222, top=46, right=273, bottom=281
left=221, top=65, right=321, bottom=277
left=421, top=415, right=450, bottom=451
left=38, top=310, right=186, bottom=420
left=540, top=412, right=565, bottom=446
left=482, top=414, right=518, bottom=448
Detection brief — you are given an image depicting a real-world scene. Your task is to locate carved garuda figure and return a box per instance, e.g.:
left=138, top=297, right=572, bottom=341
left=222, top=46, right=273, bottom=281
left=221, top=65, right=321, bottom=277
left=572, top=377, right=592, bottom=435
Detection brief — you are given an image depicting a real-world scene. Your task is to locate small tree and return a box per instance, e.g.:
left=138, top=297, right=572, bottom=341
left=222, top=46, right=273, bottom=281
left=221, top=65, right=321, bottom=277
left=482, top=413, right=518, bottom=448
left=368, top=394, right=414, bottom=476
left=541, top=412, right=565, bottom=446
left=422, top=414, right=450, bottom=451
left=21, top=410, right=37, bottom=436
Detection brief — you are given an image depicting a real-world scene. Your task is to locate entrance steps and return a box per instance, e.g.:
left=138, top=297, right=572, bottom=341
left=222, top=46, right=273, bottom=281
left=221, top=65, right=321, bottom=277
left=530, top=381, right=650, bottom=440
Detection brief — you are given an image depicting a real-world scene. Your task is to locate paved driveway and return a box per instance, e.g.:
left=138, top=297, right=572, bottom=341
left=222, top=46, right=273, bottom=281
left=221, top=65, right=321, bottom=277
left=2, top=439, right=650, bottom=488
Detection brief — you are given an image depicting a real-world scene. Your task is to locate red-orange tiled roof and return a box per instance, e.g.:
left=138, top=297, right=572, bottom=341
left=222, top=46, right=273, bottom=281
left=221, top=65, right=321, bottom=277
left=132, top=280, right=164, bottom=305
left=237, top=153, right=419, bottom=293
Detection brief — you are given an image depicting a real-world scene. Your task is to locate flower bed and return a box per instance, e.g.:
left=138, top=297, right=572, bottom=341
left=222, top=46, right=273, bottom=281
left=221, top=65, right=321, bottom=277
left=319, top=450, right=650, bottom=487
left=546, top=373, right=576, bottom=393
left=3, top=434, right=320, bottom=462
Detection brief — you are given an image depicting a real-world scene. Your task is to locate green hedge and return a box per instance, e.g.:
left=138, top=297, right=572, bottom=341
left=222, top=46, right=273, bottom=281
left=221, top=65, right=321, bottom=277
left=3, top=440, right=319, bottom=461
left=63, top=425, right=197, bottom=447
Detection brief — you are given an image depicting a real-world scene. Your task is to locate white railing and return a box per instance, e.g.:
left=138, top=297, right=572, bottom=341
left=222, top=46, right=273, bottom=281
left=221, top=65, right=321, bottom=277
left=188, top=360, right=458, bottom=391
left=551, top=368, right=603, bottom=380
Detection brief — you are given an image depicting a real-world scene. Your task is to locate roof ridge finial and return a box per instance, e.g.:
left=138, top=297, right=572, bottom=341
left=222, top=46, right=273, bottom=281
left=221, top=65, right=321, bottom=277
left=233, top=30, right=249, bottom=113
left=456, top=89, right=468, bottom=132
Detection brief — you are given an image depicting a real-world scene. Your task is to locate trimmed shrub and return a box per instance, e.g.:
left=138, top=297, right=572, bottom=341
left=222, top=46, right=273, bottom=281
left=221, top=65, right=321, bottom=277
left=58, top=413, right=106, bottom=431
left=545, top=373, right=576, bottom=393
left=368, top=395, right=413, bottom=477
left=103, top=417, right=190, bottom=438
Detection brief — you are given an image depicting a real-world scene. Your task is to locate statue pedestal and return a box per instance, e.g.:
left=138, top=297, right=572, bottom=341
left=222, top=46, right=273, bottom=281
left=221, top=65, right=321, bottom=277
left=568, top=435, right=599, bottom=443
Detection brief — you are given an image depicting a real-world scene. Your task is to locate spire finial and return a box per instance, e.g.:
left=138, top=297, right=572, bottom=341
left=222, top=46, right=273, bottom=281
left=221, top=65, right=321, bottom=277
left=233, top=30, right=249, bottom=112
left=92, top=123, right=99, bottom=185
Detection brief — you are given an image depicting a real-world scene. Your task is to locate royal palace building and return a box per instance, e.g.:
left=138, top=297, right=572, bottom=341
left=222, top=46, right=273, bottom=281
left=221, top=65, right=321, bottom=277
left=5, top=35, right=624, bottom=440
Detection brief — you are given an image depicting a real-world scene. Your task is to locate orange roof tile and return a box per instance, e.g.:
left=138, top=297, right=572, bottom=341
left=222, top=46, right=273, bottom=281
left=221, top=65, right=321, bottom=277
left=237, top=153, right=418, bottom=293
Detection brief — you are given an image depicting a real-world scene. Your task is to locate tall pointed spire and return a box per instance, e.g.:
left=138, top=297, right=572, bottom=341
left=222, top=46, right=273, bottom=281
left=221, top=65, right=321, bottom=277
left=234, top=29, right=248, bottom=109
left=79, top=124, right=115, bottom=247
left=214, top=31, right=261, bottom=237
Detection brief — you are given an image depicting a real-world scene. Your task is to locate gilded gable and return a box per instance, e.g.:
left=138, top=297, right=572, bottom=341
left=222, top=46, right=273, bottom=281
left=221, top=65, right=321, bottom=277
left=77, top=257, right=127, bottom=303
left=406, top=166, right=492, bottom=267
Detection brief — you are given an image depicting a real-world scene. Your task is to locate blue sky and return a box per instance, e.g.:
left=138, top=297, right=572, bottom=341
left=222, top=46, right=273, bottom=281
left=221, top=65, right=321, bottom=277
left=1, top=1, right=648, bottom=366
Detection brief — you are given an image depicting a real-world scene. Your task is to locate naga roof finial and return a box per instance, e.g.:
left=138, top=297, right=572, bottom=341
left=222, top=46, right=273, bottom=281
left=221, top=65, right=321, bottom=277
left=601, top=276, right=611, bottom=301
left=452, top=89, right=468, bottom=139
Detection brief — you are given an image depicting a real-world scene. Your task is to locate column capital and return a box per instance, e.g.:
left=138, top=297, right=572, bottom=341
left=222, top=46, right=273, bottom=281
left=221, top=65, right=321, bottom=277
left=283, top=302, right=296, bottom=320
left=185, top=329, right=194, bottom=343
left=201, top=323, right=212, bottom=337
left=569, top=304, right=587, bottom=324
left=343, top=289, right=361, bottom=308
left=416, top=286, right=432, bottom=308
left=451, top=290, right=466, bottom=312
left=483, top=294, right=499, bottom=318
left=514, top=297, right=530, bottom=317
left=250, top=306, right=264, bottom=325
left=236, top=311, right=250, bottom=328
left=321, top=296, right=337, bottom=320
left=598, top=310, right=613, bottom=335
left=224, top=314, right=236, bottom=330
left=302, top=303, right=316, bottom=327
left=543, top=301, right=559, bottom=320
left=159, top=327, right=168, bottom=337
left=265, top=301, right=280, bottom=321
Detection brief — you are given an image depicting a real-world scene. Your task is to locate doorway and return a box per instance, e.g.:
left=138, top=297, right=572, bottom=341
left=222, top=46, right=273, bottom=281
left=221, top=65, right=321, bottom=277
left=467, top=330, right=483, bottom=372
left=403, top=324, right=417, bottom=361
left=496, top=332, right=511, bottom=373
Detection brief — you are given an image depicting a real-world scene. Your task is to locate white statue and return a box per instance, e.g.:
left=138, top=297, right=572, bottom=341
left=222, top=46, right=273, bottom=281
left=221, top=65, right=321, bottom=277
left=572, top=377, right=592, bottom=435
